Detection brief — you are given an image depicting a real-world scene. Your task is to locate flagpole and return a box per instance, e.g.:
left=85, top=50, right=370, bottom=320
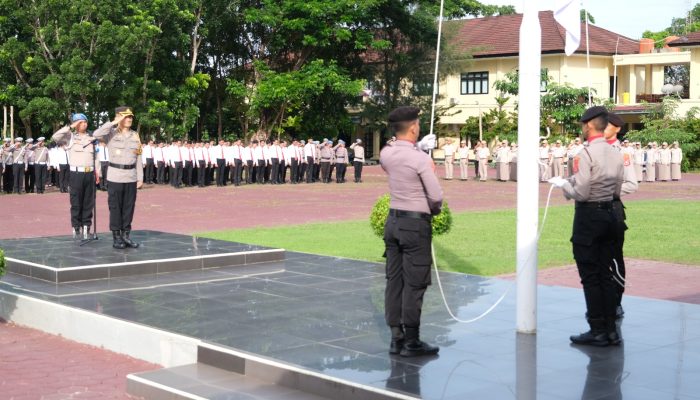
left=516, top=2, right=541, bottom=334
left=585, top=3, right=592, bottom=106
left=428, top=0, right=445, bottom=137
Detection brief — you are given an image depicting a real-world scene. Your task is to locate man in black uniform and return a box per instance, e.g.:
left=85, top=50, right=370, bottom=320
left=381, top=106, right=443, bottom=357
left=550, top=106, right=624, bottom=346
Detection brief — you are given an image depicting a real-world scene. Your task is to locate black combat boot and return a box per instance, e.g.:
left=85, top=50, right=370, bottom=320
left=570, top=318, right=610, bottom=347
left=112, top=230, right=126, bottom=249
left=389, top=326, right=405, bottom=355
left=606, top=317, right=622, bottom=346
left=400, top=327, right=439, bottom=357
left=121, top=230, right=140, bottom=248
left=73, top=226, right=81, bottom=240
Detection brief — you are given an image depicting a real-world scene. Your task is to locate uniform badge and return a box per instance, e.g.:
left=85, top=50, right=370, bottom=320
left=623, top=153, right=631, bottom=167
left=573, top=156, right=580, bottom=174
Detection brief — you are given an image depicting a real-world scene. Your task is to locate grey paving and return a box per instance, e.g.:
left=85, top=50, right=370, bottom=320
left=2, top=250, right=699, bottom=399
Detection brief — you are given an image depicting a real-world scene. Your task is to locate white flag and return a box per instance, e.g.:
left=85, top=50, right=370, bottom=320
left=554, top=0, right=581, bottom=56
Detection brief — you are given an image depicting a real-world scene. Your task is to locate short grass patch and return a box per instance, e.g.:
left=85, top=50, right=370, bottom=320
left=200, top=199, right=699, bottom=276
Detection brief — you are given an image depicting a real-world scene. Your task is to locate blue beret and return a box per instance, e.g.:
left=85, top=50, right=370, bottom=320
left=71, top=113, right=88, bottom=122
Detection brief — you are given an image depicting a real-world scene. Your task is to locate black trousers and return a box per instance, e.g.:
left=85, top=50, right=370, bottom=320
left=384, top=215, right=433, bottom=328
left=256, top=160, right=266, bottom=183
left=59, top=164, right=69, bottom=192
left=305, top=157, right=314, bottom=183
left=320, top=162, right=331, bottom=183
left=244, top=161, right=254, bottom=184
left=353, top=161, right=363, bottom=182
left=12, top=164, right=24, bottom=193
left=233, top=159, right=243, bottom=186
left=197, top=160, right=206, bottom=187
left=313, top=163, right=320, bottom=182
left=107, top=181, right=137, bottom=231
left=279, top=160, right=286, bottom=183
left=100, top=161, right=109, bottom=190
left=290, top=159, right=299, bottom=183
left=25, top=164, right=34, bottom=192
left=156, top=161, right=166, bottom=184
left=184, top=160, right=194, bottom=186
left=336, top=163, right=347, bottom=183
left=572, top=205, right=619, bottom=320
left=216, top=159, right=226, bottom=186
left=2, top=165, right=13, bottom=193
left=270, top=158, right=279, bottom=183
left=145, top=158, right=155, bottom=183
left=35, top=164, right=47, bottom=193
left=172, top=162, right=183, bottom=187
left=69, top=171, right=95, bottom=228
left=612, top=200, right=627, bottom=304
left=299, top=163, right=307, bottom=183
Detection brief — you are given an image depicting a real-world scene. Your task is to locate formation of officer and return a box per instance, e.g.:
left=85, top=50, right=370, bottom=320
left=549, top=106, right=625, bottom=347
left=51, top=113, right=100, bottom=240
left=381, top=106, right=442, bottom=358
left=93, top=107, right=143, bottom=249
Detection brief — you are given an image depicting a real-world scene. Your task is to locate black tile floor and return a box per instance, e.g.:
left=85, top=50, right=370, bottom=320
left=0, top=231, right=274, bottom=268
left=1, top=252, right=699, bottom=399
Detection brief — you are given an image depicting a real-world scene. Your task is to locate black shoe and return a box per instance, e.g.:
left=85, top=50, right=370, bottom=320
left=121, top=230, right=140, bottom=248
left=570, top=318, right=610, bottom=347
left=112, top=231, right=126, bottom=249
left=615, top=305, right=624, bottom=320
left=72, top=227, right=81, bottom=240
left=400, top=327, right=439, bottom=357
left=389, top=326, right=405, bottom=355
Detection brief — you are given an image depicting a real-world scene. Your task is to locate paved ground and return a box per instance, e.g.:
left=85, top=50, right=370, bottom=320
left=0, top=318, right=158, bottom=400
left=0, top=166, right=698, bottom=238
left=0, top=166, right=698, bottom=399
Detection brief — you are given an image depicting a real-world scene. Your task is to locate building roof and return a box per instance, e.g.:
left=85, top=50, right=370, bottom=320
left=445, top=11, right=639, bottom=58
left=667, top=32, right=700, bottom=47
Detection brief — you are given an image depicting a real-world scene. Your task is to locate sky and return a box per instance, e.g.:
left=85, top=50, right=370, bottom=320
left=479, top=0, right=696, bottom=39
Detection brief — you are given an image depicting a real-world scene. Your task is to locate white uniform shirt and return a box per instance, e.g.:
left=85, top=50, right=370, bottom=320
left=477, top=146, right=490, bottom=159
left=303, top=143, right=316, bottom=159
left=442, top=144, right=456, bottom=157
left=98, top=144, right=109, bottom=162
left=253, top=146, right=264, bottom=162
left=458, top=146, right=469, bottom=159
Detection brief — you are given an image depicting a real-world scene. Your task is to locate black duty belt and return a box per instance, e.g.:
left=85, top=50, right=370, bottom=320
left=389, top=209, right=432, bottom=221
left=575, top=201, right=613, bottom=210
left=109, top=162, right=136, bottom=170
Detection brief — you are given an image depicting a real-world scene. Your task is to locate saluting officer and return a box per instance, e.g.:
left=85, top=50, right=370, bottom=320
left=93, top=106, right=143, bottom=249
left=550, top=106, right=624, bottom=347
left=52, top=114, right=100, bottom=239
left=381, top=106, right=442, bottom=357
left=33, top=137, right=50, bottom=194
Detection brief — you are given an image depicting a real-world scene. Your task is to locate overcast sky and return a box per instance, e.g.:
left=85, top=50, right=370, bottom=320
left=479, top=0, right=696, bottom=39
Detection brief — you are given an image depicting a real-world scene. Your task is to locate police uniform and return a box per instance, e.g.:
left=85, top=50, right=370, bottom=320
left=350, top=140, right=365, bottom=183
left=670, top=142, right=682, bottom=180
left=24, top=138, right=36, bottom=193
left=556, top=106, right=624, bottom=346
left=11, top=137, right=27, bottom=193
left=52, top=114, right=99, bottom=238
left=93, top=106, right=143, bottom=249
left=381, top=106, right=442, bottom=357
left=1, top=138, right=14, bottom=193
left=320, top=143, right=332, bottom=183
left=442, top=139, right=455, bottom=180
left=334, top=140, right=348, bottom=183
left=33, top=137, right=49, bottom=194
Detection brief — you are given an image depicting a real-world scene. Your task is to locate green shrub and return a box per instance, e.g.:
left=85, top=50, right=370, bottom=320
left=370, top=194, right=453, bottom=238
left=0, top=249, right=5, bottom=277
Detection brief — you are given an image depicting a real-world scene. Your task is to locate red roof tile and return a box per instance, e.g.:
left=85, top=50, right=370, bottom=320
left=667, top=32, right=700, bottom=47
left=446, top=11, right=638, bottom=58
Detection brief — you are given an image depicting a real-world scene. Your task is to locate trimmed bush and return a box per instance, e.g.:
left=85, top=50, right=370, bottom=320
left=370, top=194, right=452, bottom=238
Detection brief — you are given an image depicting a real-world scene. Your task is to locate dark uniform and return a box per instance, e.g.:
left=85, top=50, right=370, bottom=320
left=381, top=106, right=443, bottom=357
left=93, top=106, right=143, bottom=249
left=1, top=138, right=14, bottom=193
left=556, top=106, right=624, bottom=347
left=52, top=115, right=99, bottom=239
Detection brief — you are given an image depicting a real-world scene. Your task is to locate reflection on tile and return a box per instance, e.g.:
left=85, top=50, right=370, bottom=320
left=2, top=247, right=700, bottom=400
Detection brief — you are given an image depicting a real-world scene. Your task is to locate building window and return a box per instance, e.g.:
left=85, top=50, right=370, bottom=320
left=412, top=75, right=436, bottom=96
left=541, top=68, right=549, bottom=92
left=461, top=72, right=489, bottom=95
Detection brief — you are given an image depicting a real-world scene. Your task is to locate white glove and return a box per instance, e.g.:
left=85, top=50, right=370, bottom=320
left=548, top=176, right=568, bottom=188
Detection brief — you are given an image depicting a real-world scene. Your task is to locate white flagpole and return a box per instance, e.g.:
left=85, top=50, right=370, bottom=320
left=585, top=4, right=592, bottom=106
left=516, top=1, right=541, bottom=334
left=428, top=0, right=445, bottom=137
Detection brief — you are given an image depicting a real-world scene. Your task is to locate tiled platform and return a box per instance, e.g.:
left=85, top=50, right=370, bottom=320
left=0, top=231, right=284, bottom=283
left=1, top=252, right=699, bottom=399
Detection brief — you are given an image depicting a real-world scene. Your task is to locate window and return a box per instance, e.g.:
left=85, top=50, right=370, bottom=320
left=412, top=75, right=436, bottom=96
left=461, top=72, right=489, bottom=95
left=541, top=68, right=549, bottom=92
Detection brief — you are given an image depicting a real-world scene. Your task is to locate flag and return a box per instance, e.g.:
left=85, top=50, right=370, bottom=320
left=554, top=0, right=581, bottom=56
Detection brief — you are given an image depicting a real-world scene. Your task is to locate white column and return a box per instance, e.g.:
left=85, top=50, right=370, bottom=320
left=516, top=2, right=541, bottom=334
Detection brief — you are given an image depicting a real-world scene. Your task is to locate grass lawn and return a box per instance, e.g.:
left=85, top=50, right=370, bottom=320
left=200, top=199, right=700, bottom=276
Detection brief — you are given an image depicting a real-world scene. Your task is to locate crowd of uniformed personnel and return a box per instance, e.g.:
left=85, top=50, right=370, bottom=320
left=1, top=135, right=368, bottom=195
left=438, top=135, right=685, bottom=183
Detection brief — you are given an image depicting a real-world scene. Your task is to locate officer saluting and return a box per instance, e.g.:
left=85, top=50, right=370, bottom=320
left=93, top=106, right=143, bottom=249
left=381, top=106, right=442, bottom=357
left=550, top=106, right=624, bottom=347
left=52, top=114, right=100, bottom=239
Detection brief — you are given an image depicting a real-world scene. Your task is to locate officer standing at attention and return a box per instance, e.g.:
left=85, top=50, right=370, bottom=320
left=381, top=106, right=442, bottom=357
left=33, top=137, right=50, bottom=194
left=550, top=106, right=624, bottom=347
left=350, top=139, right=365, bottom=183
left=93, top=106, right=144, bottom=249
left=52, top=113, right=100, bottom=239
